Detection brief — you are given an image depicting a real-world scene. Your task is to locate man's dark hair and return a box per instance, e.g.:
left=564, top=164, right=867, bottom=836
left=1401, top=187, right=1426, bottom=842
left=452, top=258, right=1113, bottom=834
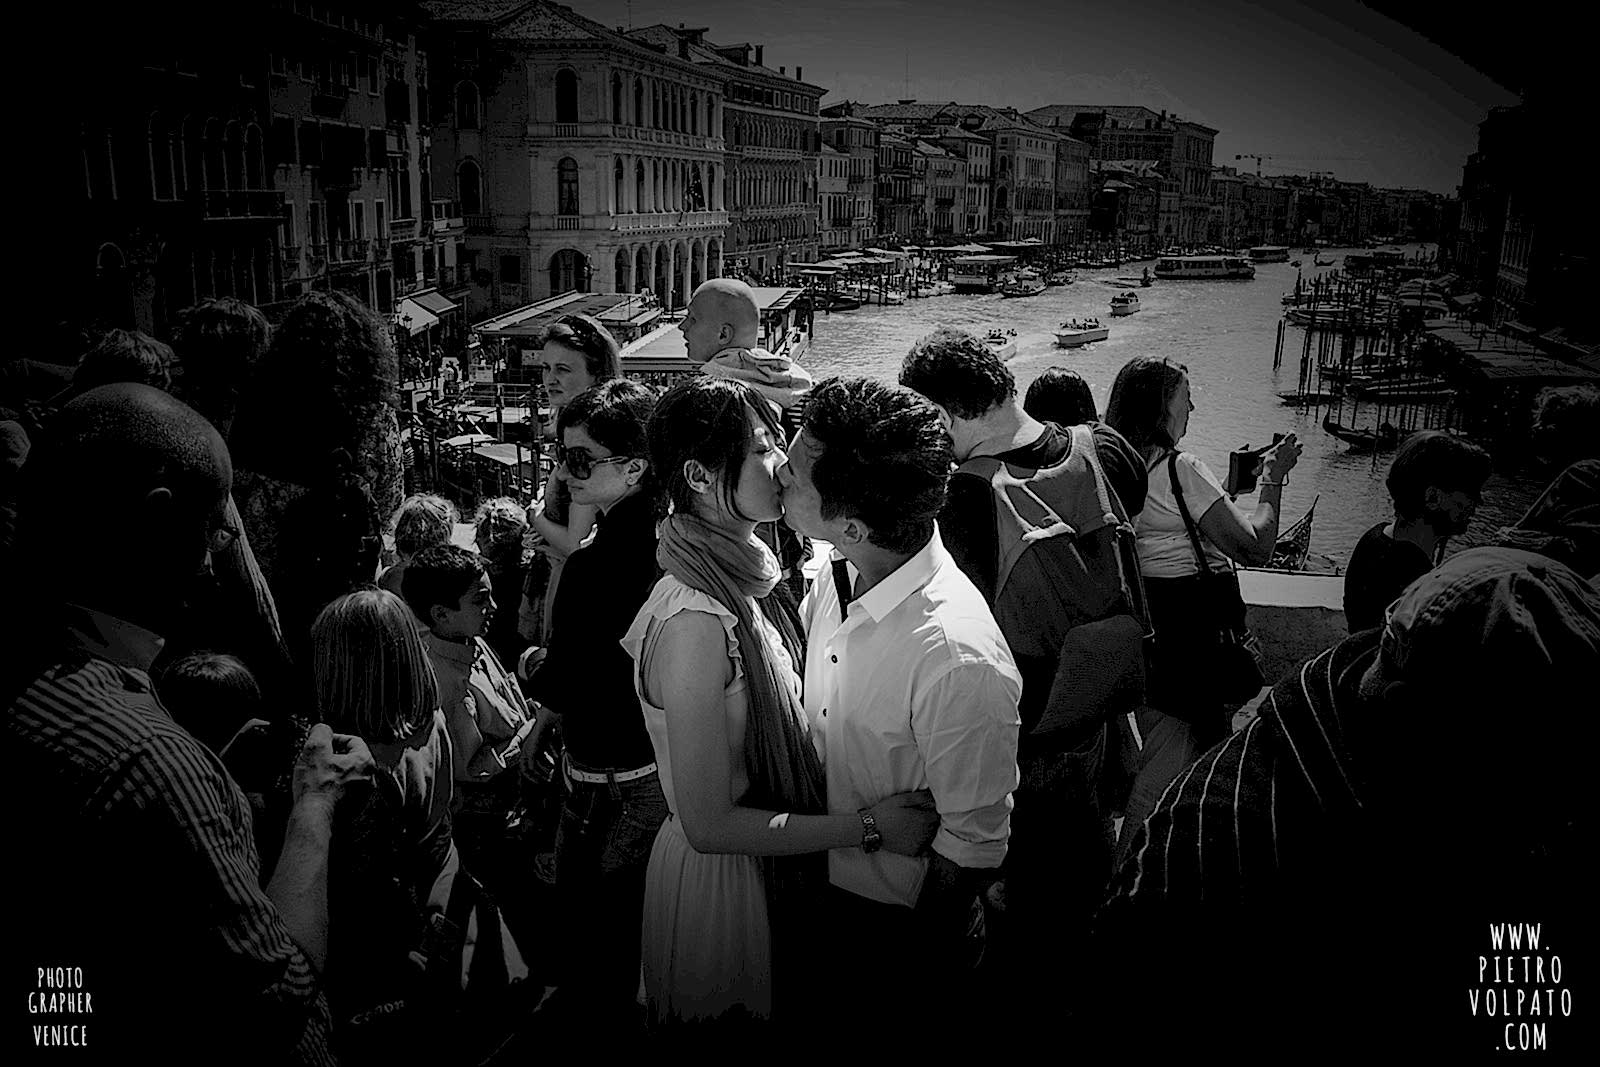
left=1025, top=366, right=1099, bottom=425
left=650, top=376, right=786, bottom=521
left=802, top=376, right=951, bottom=555
left=559, top=378, right=660, bottom=505
left=1385, top=431, right=1493, bottom=521
left=898, top=327, right=1016, bottom=419
left=71, top=329, right=177, bottom=395
left=171, top=299, right=272, bottom=434
left=1105, top=355, right=1189, bottom=453
left=401, top=544, right=486, bottom=624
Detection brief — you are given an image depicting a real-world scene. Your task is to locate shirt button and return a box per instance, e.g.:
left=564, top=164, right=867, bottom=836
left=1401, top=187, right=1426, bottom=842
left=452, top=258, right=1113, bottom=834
left=822, top=708, right=828, bottom=717
left=830, top=654, right=838, bottom=663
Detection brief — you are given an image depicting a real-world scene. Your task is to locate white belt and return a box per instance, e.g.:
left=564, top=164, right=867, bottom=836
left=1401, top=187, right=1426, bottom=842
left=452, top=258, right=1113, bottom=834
left=563, top=754, right=658, bottom=785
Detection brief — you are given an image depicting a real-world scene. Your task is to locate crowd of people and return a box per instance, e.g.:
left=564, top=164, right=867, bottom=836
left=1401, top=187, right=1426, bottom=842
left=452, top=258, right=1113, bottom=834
left=2, top=284, right=1595, bottom=1060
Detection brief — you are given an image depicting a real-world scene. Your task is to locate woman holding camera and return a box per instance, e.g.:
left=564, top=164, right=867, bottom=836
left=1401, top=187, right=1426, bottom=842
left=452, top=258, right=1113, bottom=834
left=1105, top=357, right=1301, bottom=858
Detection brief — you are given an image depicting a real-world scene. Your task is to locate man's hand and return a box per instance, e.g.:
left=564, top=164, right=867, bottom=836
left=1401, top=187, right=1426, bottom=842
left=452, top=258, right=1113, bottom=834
left=291, top=724, right=375, bottom=812
left=871, top=789, right=940, bottom=856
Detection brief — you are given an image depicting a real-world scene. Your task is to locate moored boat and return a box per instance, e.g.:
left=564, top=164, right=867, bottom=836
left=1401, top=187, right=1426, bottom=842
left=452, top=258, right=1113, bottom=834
left=1314, top=253, right=1336, bottom=267
left=1250, top=245, right=1292, bottom=263
left=1000, top=269, right=1047, bottom=298
left=1109, top=291, right=1141, bottom=316
left=1267, top=495, right=1319, bottom=571
left=1322, top=415, right=1402, bottom=451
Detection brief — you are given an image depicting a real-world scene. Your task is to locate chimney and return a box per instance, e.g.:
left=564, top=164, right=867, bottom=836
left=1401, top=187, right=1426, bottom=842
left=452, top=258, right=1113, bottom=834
left=755, top=44, right=764, bottom=67
left=679, top=38, right=689, bottom=59
left=780, top=66, right=786, bottom=76
left=796, top=65, right=803, bottom=82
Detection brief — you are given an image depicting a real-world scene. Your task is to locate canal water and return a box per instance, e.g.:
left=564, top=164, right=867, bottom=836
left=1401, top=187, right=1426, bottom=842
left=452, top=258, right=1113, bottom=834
left=804, top=249, right=1544, bottom=570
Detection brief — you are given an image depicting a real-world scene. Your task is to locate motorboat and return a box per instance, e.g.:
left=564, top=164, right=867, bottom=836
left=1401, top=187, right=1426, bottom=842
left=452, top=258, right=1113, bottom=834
left=1000, top=270, right=1047, bottom=298
left=1045, top=270, right=1075, bottom=287
left=1250, top=245, right=1292, bottom=263
left=983, top=328, right=1018, bottom=361
left=1055, top=317, right=1109, bottom=347
left=1109, top=291, right=1141, bottom=316
left=1314, top=253, right=1336, bottom=267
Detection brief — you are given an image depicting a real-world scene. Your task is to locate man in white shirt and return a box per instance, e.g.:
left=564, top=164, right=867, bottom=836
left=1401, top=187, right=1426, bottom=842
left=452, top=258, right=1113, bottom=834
left=777, top=376, right=1022, bottom=1000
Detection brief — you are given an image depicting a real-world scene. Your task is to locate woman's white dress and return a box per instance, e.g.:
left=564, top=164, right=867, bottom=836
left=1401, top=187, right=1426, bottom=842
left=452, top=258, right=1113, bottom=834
left=621, top=575, right=802, bottom=1024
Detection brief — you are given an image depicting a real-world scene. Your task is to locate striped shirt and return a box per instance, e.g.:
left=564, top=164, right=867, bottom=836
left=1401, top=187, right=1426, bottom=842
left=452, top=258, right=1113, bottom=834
left=7, top=604, right=333, bottom=1064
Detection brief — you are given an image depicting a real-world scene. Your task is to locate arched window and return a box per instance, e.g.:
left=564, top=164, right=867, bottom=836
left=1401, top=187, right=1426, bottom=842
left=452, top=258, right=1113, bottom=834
left=611, top=73, right=623, bottom=124
left=633, top=78, right=644, bottom=126
left=995, top=186, right=1008, bottom=213
left=707, top=162, right=716, bottom=209
left=459, top=159, right=482, bottom=215
left=557, top=157, right=579, bottom=215
left=203, top=118, right=225, bottom=191
left=224, top=121, right=244, bottom=190
left=678, top=90, right=687, bottom=132
left=456, top=81, right=480, bottom=129
left=613, top=158, right=624, bottom=214
left=555, top=69, right=578, bottom=123
left=549, top=248, right=586, bottom=294
left=651, top=83, right=660, bottom=128
left=244, top=124, right=264, bottom=189
left=690, top=92, right=698, bottom=135
left=149, top=114, right=173, bottom=200
left=635, top=161, right=645, bottom=213
left=83, top=127, right=117, bottom=201
left=706, top=95, right=715, bottom=135
left=183, top=115, right=205, bottom=195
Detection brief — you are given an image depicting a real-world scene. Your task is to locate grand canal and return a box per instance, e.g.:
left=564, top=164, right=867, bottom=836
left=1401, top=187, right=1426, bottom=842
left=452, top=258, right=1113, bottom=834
left=803, top=251, right=1543, bottom=569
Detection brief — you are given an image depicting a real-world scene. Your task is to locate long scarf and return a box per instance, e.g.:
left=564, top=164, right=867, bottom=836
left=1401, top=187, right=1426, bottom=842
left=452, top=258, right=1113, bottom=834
left=656, top=511, right=827, bottom=1018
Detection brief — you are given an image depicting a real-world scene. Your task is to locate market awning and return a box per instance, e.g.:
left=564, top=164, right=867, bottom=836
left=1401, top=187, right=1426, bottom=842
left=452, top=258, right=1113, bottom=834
left=396, top=298, right=440, bottom=335
left=410, top=290, right=460, bottom=316
left=1448, top=293, right=1483, bottom=308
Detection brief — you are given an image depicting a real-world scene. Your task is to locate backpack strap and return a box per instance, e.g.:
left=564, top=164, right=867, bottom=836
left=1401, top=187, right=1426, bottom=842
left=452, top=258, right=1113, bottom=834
left=1073, top=424, right=1151, bottom=636
left=1166, top=451, right=1218, bottom=576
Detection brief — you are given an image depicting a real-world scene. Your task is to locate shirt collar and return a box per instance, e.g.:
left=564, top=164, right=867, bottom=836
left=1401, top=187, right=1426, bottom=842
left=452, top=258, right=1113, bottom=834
left=597, top=487, right=656, bottom=535
left=421, top=625, right=477, bottom=667
left=830, top=526, right=946, bottom=624
left=63, top=603, right=166, bottom=674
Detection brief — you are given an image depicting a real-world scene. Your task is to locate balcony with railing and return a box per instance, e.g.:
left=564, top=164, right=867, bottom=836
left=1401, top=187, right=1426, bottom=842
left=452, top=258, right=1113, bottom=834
left=389, top=217, right=419, bottom=241
left=611, top=209, right=729, bottom=233
left=536, top=122, right=724, bottom=153
left=464, top=214, right=492, bottom=234
left=195, top=188, right=285, bottom=221
left=328, top=238, right=370, bottom=265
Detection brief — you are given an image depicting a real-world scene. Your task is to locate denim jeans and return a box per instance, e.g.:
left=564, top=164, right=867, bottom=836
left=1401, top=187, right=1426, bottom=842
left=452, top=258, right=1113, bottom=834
left=553, top=765, right=668, bottom=1015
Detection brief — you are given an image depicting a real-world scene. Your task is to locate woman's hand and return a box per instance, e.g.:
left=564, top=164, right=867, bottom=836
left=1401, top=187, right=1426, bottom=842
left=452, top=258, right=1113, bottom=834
left=1262, top=432, right=1302, bottom=482
left=871, top=789, right=940, bottom=856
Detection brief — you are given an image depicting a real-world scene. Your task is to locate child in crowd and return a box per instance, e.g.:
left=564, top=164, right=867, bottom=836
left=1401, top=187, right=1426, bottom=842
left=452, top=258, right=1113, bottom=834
left=379, top=493, right=458, bottom=597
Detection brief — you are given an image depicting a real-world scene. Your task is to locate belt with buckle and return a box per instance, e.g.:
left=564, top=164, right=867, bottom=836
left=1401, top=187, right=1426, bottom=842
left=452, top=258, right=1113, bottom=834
left=563, top=753, right=657, bottom=785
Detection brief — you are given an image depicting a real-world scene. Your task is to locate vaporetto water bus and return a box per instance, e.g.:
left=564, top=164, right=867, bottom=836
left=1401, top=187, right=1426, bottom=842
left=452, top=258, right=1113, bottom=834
left=1153, top=255, right=1257, bottom=280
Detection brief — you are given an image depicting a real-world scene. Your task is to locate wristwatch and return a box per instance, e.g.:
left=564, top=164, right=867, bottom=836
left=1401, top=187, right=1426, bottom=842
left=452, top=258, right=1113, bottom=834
left=858, top=807, right=883, bottom=854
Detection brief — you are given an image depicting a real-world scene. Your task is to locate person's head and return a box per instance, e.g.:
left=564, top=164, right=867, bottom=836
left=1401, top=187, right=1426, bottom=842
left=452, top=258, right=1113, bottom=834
left=1384, top=430, right=1492, bottom=536
left=1024, top=367, right=1099, bottom=426
left=472, top=496, right=528, bottom=562
left=311, top=588, right=438, bottom=744
left=898, top=327, right=1017, bottom=420
left=171, top=299, right=272, bottom=438
left=71, top=329, right=178, bottom=396
left=18, top=383, right=231, bottom=624
left=1105, top=355, right=1191, bottom=454
left=389, top=494, right=458, bottom=561
left=778, top=376, right=951, bottom=557
left=156, top=652, right=262, bottom=753
left=1354, top=548, right=1599, bottom=831
left=402, top=544, right=493, bottom=641
left=1529, top=383, right=1600, bottom=470
left=557, top=378, right=658, bottom=513
left=679, top=278, right=761, bottom=363
left=538, top=313, right=619, bottom=407
left=650, top=376, right=786, bottom=528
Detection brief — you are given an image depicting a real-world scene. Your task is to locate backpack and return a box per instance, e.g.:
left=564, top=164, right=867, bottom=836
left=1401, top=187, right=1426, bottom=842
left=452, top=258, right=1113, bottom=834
left=330, top=773, right=539, bottom=1066
left=957, top=423, right=1150, bottom=747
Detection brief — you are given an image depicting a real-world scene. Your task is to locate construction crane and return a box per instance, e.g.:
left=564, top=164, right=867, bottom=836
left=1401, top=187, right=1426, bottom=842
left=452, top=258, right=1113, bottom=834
left=1234, top=154, right=1363, bottom=177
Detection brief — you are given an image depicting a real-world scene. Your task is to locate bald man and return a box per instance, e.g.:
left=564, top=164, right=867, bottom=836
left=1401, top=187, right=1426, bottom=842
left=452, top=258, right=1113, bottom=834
left=679, top=277, right=815, bottom=434
left=5, top=384, right=373, bottom=1063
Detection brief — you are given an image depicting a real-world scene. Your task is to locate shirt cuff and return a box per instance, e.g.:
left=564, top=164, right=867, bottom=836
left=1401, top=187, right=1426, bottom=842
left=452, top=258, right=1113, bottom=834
left=931, top=825, right=1007, bottom=870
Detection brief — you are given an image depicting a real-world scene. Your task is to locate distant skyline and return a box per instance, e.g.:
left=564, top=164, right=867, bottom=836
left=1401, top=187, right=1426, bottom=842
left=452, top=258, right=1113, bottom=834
left=576, top=0, right=1519, bottom=194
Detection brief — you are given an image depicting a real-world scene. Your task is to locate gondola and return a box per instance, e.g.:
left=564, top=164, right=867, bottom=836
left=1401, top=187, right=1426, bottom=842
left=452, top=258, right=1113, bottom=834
left=1321, top=415, right=1401, bottom=451
left=1267, top=495, right=1319, bottom=571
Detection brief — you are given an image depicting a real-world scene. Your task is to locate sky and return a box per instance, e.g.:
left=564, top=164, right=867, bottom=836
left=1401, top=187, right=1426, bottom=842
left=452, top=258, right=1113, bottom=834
left=574, top=0, right=1520, bottom=194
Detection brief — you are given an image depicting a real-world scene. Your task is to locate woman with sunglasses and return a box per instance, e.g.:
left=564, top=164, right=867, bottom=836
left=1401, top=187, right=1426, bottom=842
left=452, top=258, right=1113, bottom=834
left=520, top=378, right=667, bottom=1032
left=622, top=377, right=937, bottom=1031
left=518, top=314, right=621, bottom=647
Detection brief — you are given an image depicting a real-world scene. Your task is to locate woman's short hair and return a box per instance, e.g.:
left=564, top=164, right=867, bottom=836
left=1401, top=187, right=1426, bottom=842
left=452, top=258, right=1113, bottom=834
left=540, top=313, right=621, bottom=382
left=801, top=376, right=952, bottom=555
left=311, top=589, right=438, bottom=744
left=1530, top=384, right=1600, bottom=469
left=72, top=329, right=178, bottom=395
left=1385, top=430, right=1493, bottom=521
left=898, top=327, right=1016, bottom=419
left=390, top=494, right=458, bottom=559
left=473, top=496, right=528, bottom=554
left=156, top=652, right=262, bottom=752
left=401, top=544, right=487, bottom=624
left=650, top=376, right=784, bottom=521
left=1105, top=355, right=1189, bottom=453
left=559, top=378, right=661, bottom=506
left=1024, top=367, right=1099, bottom=426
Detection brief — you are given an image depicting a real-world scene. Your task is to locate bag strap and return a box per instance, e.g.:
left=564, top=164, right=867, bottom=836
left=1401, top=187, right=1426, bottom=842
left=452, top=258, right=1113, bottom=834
left=1166, top=451, right=1217, bottom=576
left=1074, top=424, right=1152, bottom=635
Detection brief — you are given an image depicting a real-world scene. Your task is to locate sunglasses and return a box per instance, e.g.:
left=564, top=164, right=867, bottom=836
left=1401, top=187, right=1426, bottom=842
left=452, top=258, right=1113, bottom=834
left=557, top=444, right=632, bottom=480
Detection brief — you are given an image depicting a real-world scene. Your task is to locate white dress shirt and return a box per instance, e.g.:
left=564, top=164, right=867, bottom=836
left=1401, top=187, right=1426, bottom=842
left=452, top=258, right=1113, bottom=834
left=801, top=526, right=1022, bottom=908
